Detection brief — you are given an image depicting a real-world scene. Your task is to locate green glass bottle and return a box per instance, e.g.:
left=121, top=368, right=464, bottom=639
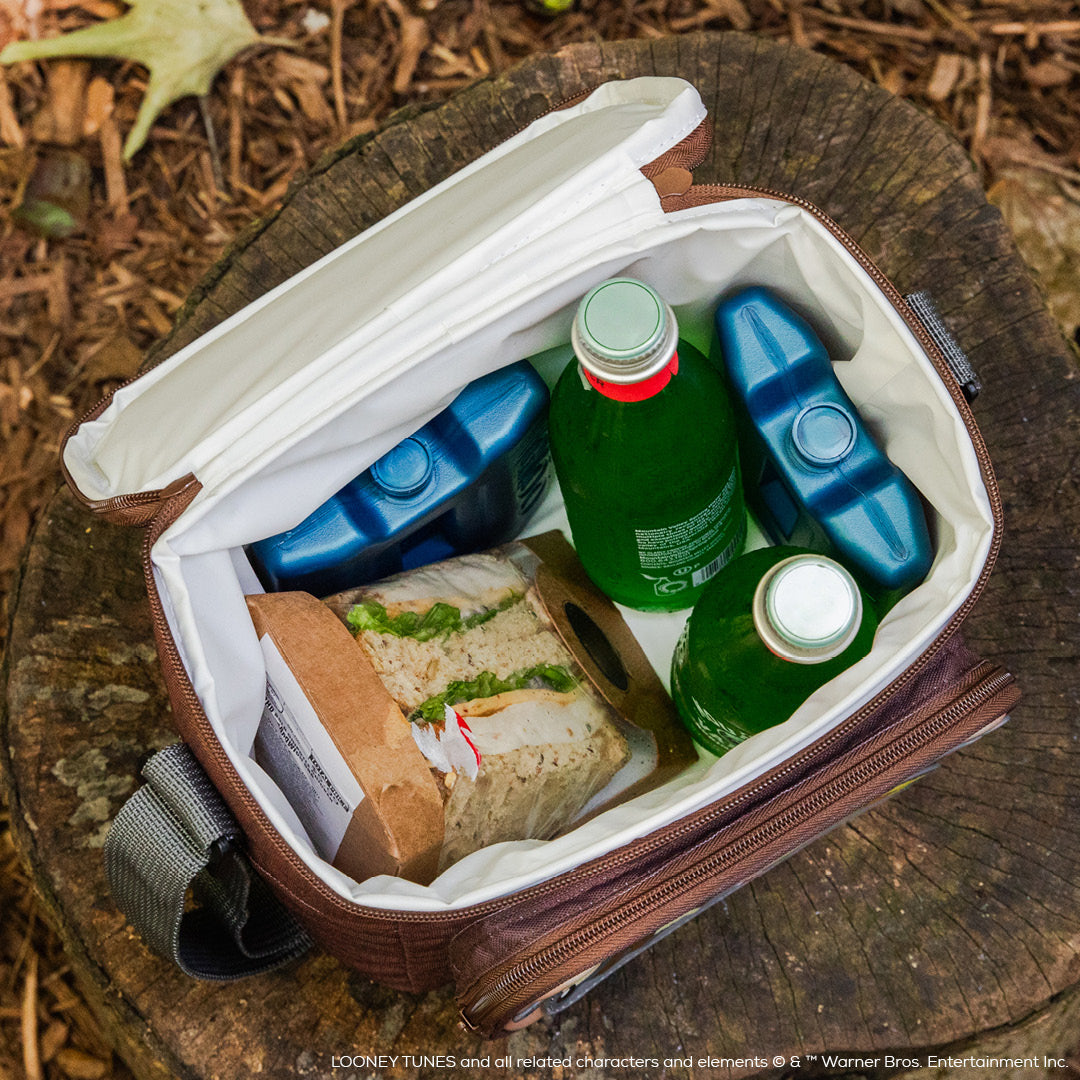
left=671, top=547, right=879, bottom=756
left=547, top=278, right=746, bottom=611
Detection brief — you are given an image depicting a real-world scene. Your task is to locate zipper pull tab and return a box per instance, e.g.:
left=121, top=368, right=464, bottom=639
left=641, top=116, right=712, bottom=203
left=65, top=472, right=200, bottom=527
left=649, top=166, right=694, bottom=199
left=905, top=291, right=982, bottom=403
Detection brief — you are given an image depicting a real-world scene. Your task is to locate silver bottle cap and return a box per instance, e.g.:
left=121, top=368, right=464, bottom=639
left=752, top=554, right=863, bottom=664
left=571, top=278, right=680, bottom=384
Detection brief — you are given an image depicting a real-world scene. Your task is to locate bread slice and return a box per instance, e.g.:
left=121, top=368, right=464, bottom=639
left=440, top=691, right=631, bottom=870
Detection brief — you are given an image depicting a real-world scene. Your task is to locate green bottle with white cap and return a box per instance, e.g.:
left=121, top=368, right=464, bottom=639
left=548, top=278, right=746, bottom=611
left=670, top=546, right=879, bottom=756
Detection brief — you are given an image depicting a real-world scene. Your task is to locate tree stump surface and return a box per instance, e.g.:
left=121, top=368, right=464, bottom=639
left=4, top=31, right=1080, bottom=1080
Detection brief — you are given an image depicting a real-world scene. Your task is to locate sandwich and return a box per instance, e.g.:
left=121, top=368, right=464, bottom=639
left=325, top=551, right=634, bottom=871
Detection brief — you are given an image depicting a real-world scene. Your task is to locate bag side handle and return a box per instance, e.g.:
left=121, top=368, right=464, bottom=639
left=104, top=743, right=311, bottom=980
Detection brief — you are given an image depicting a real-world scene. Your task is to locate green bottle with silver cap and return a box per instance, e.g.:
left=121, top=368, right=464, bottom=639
left=548, top=278, right=746, bottom=611
left=670, top=546, right=879, bottom=756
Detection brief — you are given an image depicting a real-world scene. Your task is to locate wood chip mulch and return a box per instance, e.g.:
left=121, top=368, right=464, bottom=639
left=2, top=2, right=1080, bottom=1077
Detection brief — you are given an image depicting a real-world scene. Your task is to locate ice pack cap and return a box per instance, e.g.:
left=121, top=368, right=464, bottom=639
left=792, top=403, right=857, bottom=466
left=571, top=278, right=680, bottom=384
left=370, top=437, right=433, bottom=498
left=752, top=554, right=863, bottom=664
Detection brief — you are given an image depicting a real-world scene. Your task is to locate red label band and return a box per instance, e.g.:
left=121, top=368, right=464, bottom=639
left=583, top=353, right=679, bottom=401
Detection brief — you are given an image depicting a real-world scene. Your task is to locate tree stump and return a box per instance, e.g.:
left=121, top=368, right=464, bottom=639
left=4, top=31, right=1079, bottom=1080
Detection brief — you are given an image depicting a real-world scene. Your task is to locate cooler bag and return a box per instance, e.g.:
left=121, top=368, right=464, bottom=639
left=59, top=77, right=1020, bottom=1036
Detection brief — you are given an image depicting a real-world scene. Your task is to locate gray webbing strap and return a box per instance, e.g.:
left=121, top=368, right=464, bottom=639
left=105, top=743, right=311, bottom=980
left=905, top=291, right=982, bottom=403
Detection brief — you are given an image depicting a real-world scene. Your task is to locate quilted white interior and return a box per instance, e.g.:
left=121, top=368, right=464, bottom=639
left=62, top=80, right=995, bottom=914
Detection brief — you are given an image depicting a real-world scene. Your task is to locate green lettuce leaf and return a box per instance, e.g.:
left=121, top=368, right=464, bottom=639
left=413, top=664, right=578, bottom=723
left=345, top=593, right=521, bottom=642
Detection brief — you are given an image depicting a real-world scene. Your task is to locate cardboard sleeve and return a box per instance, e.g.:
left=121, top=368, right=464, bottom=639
left=246, top=592, right=444, bottom=885
left=520, top=531, right=698, bottom=809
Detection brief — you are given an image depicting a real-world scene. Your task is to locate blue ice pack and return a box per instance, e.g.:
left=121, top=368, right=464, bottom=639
left=714, top=286, right=933, bottom=595
left=249, top=362, right=551, bottom=594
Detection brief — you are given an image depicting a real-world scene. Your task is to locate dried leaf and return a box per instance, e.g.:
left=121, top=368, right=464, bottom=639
left=291, top=78, right=335, bottom=124
left=99, top=113, right=128, bottom=210
left=21, top=952, right=41, bottom=1080
left=0, top=65, right=23, bottom=146
left=1024, top=59, right=1072, bottom=89
left=926, top=52, right=963, bottom=102
left=94, top=208, right=140, bottom=252
left=83, top=76, right=115, bottom=136
left=273, top=51, right=334, bottom=124
left=38, top=1020, right=70, bottom=1064
left=0, top=0, right=293, bottom=159
left=30, top=59, right=90, bottom=145
left=80, top=331, right=144, bottom=384
left=380, top=0, right=428, bottom=95
left=273, top=52, right=329, bottom=84
left=712, top=0, right=752, bottom=32
left=878, top=65, right=906, bottom=96
left=53, top=1048, right=109, bottom=1080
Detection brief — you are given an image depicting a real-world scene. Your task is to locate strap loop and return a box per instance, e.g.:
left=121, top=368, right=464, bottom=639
left=105, top=743, right=310, bottom=980
left=904, top=291, right=981, bottom=402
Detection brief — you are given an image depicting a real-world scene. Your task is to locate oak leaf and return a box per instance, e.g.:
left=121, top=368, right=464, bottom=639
left=0, top=0, right=291, bottom=159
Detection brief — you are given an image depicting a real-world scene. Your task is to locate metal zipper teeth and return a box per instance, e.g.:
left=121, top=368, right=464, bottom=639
left=140, top=184, right=1006, bottom=926
left=463, top=668, right=1017, bottom=1027
left=59, top=373, right=156, bottom=517
left=80, top=489, right=166, bottom=515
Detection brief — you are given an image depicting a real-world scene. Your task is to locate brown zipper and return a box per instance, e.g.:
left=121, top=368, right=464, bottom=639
left=58, top=366, right=207, bottom=526
left=74, top=145, right=1016, bottom=1021
left=459, top=664, right=1018, bottom=1034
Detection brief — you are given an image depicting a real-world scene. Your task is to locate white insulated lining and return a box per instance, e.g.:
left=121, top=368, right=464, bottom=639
left=62, top=78, right=708, bottom=503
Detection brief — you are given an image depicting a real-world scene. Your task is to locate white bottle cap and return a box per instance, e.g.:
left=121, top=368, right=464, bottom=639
left=752, top=554, right=863, bottom=664
left=571, top=278, right=680, bottom=383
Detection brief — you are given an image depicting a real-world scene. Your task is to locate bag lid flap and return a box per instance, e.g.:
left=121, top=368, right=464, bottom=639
left=62, top=77, right=707, bottom=508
